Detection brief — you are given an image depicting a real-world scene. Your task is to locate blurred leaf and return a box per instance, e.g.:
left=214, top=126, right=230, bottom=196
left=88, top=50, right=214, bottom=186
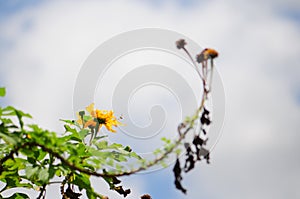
left=0, top=131, right=17, bottom=145
left=78, top=129, right=89, bottom=139
left=1, top=106, right=16, bottom=116
left=93, top=135, right=108, bottom=140
left=25, top=166, right=39, bottom=180
left=161, top=137, right=171, bottom=144
left=0, top=87, right=6, bottom=97
left=64, top=125, right=77, bottom=134
left=108, top=143, right=123, bottom=149
left=37, top=150, right=47, bottom=161
left=14, top=109, right=32, bottom=119
left=60, top=119, right=75, bottom=125
left=27, top=124, right=42, bottom=133
left=38, top=168, right=49, bottom=183
left=95, top=140, right=108, bottom=150
left=72, top=173, right=100, bottom=199
left=12, top=108, right=32, bottom=129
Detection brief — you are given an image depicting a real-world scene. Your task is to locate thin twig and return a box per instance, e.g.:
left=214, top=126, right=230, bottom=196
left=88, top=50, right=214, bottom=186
left=36, top=184, right=46, bottom=199
left=182, top=47, right=204, bottom=81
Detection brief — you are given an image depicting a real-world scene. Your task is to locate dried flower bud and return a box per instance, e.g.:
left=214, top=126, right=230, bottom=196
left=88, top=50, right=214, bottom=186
left=141, top=194, right=152, bottom=199
left=176, top=39, right=187, bottom=49
left=196, top=48, right=219, bottom=63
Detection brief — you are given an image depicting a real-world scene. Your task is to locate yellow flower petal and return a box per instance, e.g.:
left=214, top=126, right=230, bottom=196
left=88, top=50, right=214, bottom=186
left=76, top=112, right=83, bottom=125
left=86, top=103, right=96, bottom=117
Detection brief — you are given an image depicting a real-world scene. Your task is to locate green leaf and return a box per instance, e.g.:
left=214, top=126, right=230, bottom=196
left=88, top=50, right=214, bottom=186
left=14, top=109, right=32, bottom=119
left=7, top=109, right=32, bottom=129
left=153, top=148, right=162, bottom=155
left=161, top=137, right=171, bottom=144
left=25, top=166, right=39, bottom=179
left=107, top=159, right=114, bottom=167
left=48, top=166, right=56, bottom=179
left=60, top=119, right=75, bottom=125
left=129, top=151, right=142, bottom=160
left=2, top=158, right=26, bottom=172
left=72, top=173, right=100, bottom=199
left=72, top=173, right=91, bottom=191
left=175, top=148, right=182, bottom=156
left=2, top=176, right=32, bottom=190
left=0, top=132, right=17, bottom=145
left=93, top=135, right=108, bottom=140
left=27, top=124, right=42, bottom=133
left=64, top=124, right=78, bottom=135
left=38, top=168, right=49, bottom=183
left=78, top=129, right=89, bottom=139
left=160, top=161, right=168, bottom=168
left=108, top=143, right=123, bottom=149
left=1, top=106, right=16, bottom=116
left=95, top=140, right=108, bottom=150
left=0, top=87, right=6, bottom=97
left=37, top=150, right=47, bottom=161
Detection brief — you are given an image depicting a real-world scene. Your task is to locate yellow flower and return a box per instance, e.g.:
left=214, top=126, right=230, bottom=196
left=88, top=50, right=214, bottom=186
left=76, top=103, right=122, bottom=133
left=95, top=109, right=122, bottom=133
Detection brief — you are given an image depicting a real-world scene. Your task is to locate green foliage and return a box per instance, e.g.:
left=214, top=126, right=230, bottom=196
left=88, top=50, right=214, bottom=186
left=0, top=97, right=186, bottom=199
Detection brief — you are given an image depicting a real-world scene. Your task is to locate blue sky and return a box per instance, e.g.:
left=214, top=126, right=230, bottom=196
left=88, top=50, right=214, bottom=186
left=1, top=0, right=300, bottom=199
left=0, top=0, right=43, bottom=19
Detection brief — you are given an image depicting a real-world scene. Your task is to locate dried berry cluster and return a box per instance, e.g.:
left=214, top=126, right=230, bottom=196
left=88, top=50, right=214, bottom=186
left=103, top=171, right=131, bottom=197
left=173, top=39, right=218, bottom=194
left=173, top=106, right=212, bottom=194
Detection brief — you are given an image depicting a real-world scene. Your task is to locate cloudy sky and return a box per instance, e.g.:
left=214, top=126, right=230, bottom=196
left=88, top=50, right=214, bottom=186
left=0, top=0, right=300, bottom=198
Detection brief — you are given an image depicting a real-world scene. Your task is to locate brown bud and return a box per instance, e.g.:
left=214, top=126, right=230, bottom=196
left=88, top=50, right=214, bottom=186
left=176, top=39, right=187, bottom=49
left=196, top=48, right=218, bottom=63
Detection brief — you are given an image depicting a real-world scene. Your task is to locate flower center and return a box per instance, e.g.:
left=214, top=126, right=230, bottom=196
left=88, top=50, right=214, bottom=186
left=97, top=118, right=106, bottom=124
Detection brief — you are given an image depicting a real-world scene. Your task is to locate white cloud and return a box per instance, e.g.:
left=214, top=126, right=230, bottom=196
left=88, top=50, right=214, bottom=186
left=0, top=0, right=300, bottom=198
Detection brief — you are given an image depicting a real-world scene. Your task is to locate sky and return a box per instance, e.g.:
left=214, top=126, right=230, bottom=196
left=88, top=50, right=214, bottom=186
left=0, top=0, right=300, bottom=199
